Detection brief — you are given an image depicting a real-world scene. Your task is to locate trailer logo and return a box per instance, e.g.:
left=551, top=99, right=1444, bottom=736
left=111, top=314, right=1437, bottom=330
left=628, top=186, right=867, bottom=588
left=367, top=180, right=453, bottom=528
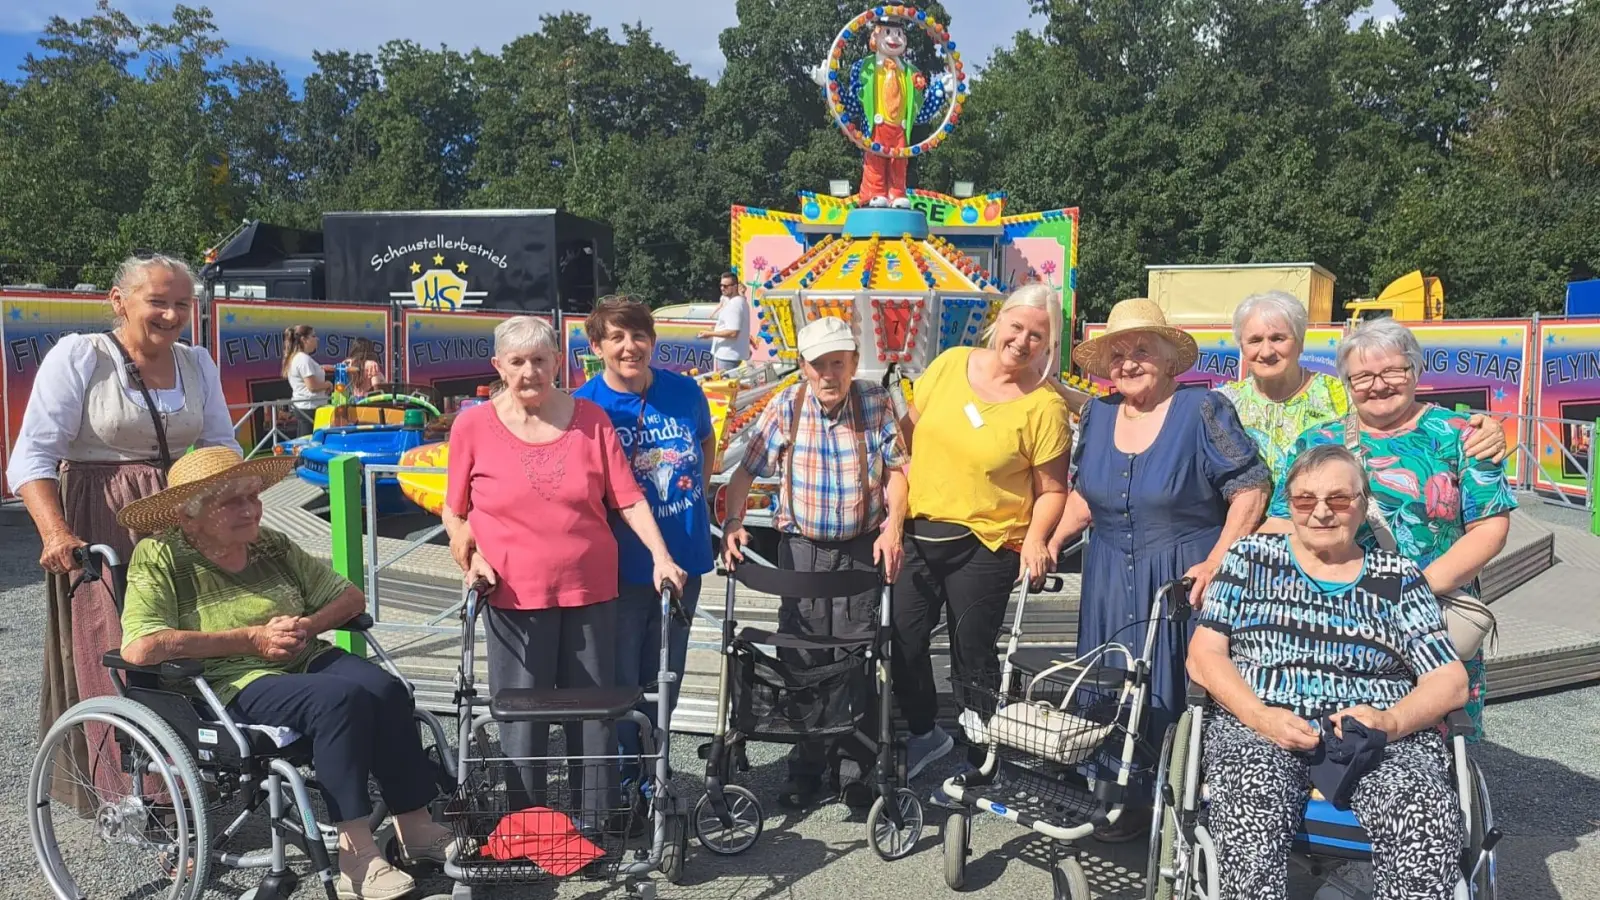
left=388, top=254, right=487, bottom=310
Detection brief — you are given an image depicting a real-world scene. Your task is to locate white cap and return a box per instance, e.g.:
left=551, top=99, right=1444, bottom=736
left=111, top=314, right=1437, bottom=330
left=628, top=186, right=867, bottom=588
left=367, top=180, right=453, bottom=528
left=796, top=316, right=857, bottom=362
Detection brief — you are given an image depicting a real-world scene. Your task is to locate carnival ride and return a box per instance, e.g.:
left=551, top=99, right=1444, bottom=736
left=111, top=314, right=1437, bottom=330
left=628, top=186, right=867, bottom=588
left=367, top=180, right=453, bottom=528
left=281, top=385, right=444, bottom=517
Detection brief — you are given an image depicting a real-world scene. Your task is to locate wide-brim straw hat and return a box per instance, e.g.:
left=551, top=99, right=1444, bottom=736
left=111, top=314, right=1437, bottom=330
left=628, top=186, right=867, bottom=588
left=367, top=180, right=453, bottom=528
left=1071, top=297, right=1199, bottom=378
left=117, top=446, right=298, bottom=533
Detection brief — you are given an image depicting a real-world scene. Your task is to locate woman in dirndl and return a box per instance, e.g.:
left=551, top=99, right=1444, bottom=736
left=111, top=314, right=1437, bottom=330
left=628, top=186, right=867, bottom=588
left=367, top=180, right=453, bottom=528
left=7, top=254, right=239, bottom=811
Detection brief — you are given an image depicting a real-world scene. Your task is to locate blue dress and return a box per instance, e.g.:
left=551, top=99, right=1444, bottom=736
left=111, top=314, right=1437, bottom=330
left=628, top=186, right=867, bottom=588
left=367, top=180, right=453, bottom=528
left=1073, top=387, right=1269, bottom=798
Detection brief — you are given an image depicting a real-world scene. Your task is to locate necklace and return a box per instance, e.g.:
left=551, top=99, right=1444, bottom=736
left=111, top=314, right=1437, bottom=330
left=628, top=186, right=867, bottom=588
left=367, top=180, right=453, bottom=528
left=1122, top=404, right=1153, bottom=420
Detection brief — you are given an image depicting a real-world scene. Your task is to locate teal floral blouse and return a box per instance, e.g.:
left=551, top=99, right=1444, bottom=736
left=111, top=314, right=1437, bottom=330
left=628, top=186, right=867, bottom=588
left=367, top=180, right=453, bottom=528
left=1269, top=405, right=1517, bottom=741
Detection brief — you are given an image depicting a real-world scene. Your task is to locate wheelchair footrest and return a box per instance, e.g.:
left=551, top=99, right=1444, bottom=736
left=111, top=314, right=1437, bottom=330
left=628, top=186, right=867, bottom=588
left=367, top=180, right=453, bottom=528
left=488, top=686, right=643, bottom=722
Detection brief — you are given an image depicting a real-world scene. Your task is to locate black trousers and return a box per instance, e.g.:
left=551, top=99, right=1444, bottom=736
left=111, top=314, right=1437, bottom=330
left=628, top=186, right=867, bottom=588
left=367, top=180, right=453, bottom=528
left=889, top=522, right=1021, bottom=736
left=228, top=649, right=436, bottom=823
left=778, top=532, right=879, bottom=783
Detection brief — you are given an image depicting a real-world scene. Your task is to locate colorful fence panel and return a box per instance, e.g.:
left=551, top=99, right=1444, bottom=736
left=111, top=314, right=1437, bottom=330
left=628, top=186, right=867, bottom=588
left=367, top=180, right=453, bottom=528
left=212, top=301, right=391, bottom=447
left=401, top=309, right=534, bottom=402
left=564, top=318, right=716, bottom=390
left=1532, top=320, right=1600, bottom=495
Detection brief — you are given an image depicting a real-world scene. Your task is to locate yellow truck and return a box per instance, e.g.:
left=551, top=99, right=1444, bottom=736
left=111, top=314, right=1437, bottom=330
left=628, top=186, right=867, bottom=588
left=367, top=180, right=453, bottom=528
left=1345, top=270, right=1446, bottom=322
left=1147, top=263, right=1335, bottom=325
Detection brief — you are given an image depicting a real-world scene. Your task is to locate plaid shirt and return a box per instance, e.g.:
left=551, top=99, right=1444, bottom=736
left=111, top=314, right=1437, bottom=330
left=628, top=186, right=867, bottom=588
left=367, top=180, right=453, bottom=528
left=741, top=380, right=909, bottom=541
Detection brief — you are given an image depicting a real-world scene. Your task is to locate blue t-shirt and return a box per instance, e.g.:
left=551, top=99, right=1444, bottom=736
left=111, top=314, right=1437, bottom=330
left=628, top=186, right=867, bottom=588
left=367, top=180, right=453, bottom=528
left=574, top=368, right=715, bottom=583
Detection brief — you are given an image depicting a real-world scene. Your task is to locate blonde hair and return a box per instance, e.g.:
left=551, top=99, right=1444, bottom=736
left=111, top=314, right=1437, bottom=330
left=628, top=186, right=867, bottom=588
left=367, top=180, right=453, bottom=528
left=984, top=284, right=1064, bottom=378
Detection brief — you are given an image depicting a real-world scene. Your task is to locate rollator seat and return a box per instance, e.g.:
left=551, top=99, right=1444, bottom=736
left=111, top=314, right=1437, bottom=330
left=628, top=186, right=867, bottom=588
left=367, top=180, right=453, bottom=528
left=737, top=626, right=873, bottom=650
left=490, top=685, right=644, bottom=722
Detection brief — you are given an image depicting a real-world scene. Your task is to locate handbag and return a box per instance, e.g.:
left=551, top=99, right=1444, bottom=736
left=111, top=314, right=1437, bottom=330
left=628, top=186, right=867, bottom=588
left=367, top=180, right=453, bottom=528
left=1342, top=413, right=1497, bottom=659
left=108, top=332, right=173, bottom=472
left=987, top=642, right=1133, bottom=766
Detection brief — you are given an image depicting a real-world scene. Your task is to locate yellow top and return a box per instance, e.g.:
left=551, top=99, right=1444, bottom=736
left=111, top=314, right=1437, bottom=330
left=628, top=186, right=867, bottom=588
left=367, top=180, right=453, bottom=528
left=907, top=347, right=1071, bottom=550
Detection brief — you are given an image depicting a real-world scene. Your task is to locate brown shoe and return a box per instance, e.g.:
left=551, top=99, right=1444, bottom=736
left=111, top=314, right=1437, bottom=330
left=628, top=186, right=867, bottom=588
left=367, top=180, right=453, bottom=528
left=336, top=857, right=416, bottom=900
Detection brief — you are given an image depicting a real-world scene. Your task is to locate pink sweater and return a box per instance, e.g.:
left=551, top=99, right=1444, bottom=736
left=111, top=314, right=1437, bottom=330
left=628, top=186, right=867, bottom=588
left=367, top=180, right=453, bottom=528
left=445, top=399, right=644, bottom=609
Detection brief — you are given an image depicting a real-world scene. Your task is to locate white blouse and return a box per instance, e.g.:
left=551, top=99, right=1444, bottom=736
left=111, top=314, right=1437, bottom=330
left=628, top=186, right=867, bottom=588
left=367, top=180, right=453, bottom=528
left=6, top=334, right=240, bottom=490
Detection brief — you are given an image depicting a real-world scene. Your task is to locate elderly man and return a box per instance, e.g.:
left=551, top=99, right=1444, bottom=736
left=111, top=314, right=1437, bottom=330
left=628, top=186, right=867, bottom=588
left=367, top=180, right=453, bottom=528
left=723, top=316, right=909, bottom=808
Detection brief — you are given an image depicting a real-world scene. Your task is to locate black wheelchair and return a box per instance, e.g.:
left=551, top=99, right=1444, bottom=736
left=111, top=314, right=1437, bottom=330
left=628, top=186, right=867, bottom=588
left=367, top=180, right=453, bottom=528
left=29, top=545, right=455, bottom=900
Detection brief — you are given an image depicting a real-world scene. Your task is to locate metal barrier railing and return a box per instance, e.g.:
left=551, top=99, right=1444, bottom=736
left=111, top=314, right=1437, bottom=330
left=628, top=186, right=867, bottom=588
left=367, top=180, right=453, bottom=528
left=1456, top=406, right=1597, bottom=516
left=226, top=399, right=301, bottom=458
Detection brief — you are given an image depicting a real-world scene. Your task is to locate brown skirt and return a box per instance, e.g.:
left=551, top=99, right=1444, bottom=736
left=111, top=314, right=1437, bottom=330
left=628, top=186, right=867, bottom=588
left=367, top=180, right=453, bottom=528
left=41, top=459, right=165, bottom=813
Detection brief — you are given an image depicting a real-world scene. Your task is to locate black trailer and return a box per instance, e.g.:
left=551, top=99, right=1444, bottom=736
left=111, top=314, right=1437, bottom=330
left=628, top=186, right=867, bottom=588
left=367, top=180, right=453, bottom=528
left=322, top=209, right=613, bottom=313
left=203, top=221, right=326, bottom=301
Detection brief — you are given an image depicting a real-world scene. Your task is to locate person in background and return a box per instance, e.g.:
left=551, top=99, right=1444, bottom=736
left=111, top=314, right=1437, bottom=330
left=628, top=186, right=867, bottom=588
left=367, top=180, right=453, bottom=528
left=699, top=272, right=751, bottom=373
left=1262, top=317, right=1515, bottom=742
left=1219, top=291, right=1506, bottom=482
left=443, top=316, right=687, bottom=829
left=1190, top=444, right=1468, bottom=900
left=342, top=337, right=385, bottom=399
left=573, top=296, right=715, bottom=795
left=891, top=284, right=1072, bottom=792
left=8, top=253, right=239, bottom=813
left=723, top=316, right=910, bottom=809
left=1047, top=297, right=1271, bottom=841
left=282, top=325, right=329, bottom=436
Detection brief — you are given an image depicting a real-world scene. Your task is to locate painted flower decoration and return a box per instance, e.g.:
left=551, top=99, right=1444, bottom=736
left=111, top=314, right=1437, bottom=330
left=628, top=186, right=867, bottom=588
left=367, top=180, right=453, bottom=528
left=677, top=475, right=695, bottom=491
left=752, top=256, right=769, bottom=273
left=1039, top=260, right=1058, bottom=276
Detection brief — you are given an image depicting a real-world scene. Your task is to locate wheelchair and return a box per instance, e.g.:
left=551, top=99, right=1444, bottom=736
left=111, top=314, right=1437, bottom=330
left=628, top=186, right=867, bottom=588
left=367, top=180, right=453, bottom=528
left=29, top=545, right=456, bottom=900
left=1144, top=683, right=1501, bottom=900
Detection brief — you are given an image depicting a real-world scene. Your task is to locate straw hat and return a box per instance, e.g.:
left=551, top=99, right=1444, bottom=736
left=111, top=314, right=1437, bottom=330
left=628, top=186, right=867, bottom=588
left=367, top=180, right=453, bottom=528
left=1071, top=298, right=1199, bottom=378
left=117, top=446, right=298, bottom=533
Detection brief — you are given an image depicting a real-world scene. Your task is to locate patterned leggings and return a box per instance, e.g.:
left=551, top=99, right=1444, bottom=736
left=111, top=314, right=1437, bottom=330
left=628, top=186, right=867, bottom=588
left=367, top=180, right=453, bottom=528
left=1203, top=710, right=1463, bottom=900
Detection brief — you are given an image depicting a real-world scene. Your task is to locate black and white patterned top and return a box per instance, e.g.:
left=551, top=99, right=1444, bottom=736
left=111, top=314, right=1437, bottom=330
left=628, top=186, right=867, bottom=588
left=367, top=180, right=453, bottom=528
left=1198, top=533, right=1460, bottom=719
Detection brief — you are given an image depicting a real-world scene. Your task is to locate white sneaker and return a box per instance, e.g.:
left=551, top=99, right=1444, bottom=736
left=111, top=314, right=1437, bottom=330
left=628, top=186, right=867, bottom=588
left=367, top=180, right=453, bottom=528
left=958, top=709, right=990, bottom=744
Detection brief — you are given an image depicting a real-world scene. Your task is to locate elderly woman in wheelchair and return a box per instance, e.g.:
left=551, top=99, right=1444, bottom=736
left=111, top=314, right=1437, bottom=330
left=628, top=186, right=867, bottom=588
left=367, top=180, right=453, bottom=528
left=1169, top=444, right=1487, bottom=900
left=32, top=447, right=453, bottom=900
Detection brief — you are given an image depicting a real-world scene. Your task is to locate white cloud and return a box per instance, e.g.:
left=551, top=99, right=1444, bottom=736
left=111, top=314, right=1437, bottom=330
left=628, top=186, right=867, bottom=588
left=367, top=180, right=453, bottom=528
left=2, top=0, right=1041, bottom=78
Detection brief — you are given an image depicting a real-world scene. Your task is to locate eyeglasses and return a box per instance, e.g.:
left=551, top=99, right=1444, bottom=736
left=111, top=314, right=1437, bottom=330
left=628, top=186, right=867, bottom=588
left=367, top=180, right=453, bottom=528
left=1347, top=366, right=1413, bottom=391
left=1288, top=494, right=1360, bottom=513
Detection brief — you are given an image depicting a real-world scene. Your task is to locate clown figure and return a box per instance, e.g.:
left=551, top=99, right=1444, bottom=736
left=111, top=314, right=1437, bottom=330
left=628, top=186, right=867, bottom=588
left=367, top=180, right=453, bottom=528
left=815, top=17, right=952, bottom=208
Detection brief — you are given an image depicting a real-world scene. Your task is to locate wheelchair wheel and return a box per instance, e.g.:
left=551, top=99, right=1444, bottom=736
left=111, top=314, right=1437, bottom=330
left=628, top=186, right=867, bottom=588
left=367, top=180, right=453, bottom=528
left=1052, top=856, right=1090, bottom=900
left=693, top=785, right=763, bottom=855
left=943, top=812, right=968, bottom=890
left=31, top=696, right=211, bottom=900
left=1146, top=717, right=1190, bottom=900
left=1466, top=759, right=1496, bottom=899
left=866, top=787, right=924, bottom=860
left=660, top=813, right=689, bottom=884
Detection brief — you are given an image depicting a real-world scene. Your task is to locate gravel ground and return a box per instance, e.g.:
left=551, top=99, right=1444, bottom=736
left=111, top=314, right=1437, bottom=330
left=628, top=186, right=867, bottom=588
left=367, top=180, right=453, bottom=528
left=0, top=512, right=1595, bottom=900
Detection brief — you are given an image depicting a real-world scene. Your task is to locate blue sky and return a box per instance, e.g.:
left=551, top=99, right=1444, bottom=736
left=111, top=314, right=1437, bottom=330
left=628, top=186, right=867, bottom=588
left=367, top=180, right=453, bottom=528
left=0, top=1, right=1400, bottom=86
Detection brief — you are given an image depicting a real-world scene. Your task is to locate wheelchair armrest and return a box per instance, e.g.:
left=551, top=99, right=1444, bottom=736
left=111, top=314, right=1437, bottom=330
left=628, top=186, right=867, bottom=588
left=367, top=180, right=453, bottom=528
left=1186, top=682, right=1212, bottom=708
left=337, top=613, right=374, bottom=632
left=1443, top=708, right=1475, bottom=739
left=102, top=650, right=204, bottom=679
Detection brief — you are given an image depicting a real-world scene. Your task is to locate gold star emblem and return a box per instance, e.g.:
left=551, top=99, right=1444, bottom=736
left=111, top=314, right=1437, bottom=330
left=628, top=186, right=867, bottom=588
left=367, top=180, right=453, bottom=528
left=409, top=261, right=421, bottom=275
left=432, top=253, right=444, bottom=266
left=456, top=260, right=469, bottom=274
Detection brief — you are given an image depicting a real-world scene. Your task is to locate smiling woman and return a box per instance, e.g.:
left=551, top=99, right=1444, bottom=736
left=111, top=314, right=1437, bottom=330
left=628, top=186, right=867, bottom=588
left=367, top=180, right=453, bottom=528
left=5, top=253, right=240, bottom=814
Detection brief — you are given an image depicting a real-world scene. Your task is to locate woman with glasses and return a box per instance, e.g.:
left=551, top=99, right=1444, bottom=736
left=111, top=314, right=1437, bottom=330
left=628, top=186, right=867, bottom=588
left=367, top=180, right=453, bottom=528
left=1191, top=444, right=1469, bottom=900
left=1219, top=291, right=1505, bottom=482
left=1262, top=318, right=1516, bottom=740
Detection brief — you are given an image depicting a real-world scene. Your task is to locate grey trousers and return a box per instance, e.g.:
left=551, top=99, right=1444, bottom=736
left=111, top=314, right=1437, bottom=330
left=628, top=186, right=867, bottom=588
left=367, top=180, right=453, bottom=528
left=485, top=601, right=618, bottom=823
left=778, top=532, right=880, bottom=782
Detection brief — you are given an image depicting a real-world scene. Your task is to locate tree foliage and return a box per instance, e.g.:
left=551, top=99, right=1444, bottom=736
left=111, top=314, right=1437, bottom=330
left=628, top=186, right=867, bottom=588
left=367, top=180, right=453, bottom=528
left=0, top=0, right=1595, bottom=315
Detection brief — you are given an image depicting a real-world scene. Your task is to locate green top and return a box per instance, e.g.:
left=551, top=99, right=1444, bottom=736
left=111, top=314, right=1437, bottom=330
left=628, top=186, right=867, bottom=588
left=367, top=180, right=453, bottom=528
left=121, top=527, right=354, bottom=703
left=1217, top=372, right=1350, bottom=483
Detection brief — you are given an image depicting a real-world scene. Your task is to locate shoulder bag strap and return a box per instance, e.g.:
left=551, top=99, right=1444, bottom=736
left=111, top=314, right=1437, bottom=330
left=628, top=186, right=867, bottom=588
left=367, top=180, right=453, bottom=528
left=780, top=383, right=808, bottom=519
left=107, top=332, right=173, bottom=472
left=1344, top=409, right=1399, bottom=553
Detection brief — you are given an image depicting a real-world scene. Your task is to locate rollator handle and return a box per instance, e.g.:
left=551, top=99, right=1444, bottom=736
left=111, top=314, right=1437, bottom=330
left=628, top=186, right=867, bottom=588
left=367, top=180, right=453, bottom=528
left=1163, top=576, right=1196, bottom=621
left=660, top=580, right=689, bottom=625
left=468, top=577, right=492, bottom=596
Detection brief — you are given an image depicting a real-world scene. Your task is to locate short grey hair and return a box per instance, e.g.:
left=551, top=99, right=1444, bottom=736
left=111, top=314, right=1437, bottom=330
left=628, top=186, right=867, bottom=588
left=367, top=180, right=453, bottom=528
left=1336, top=318, right=1424, bottom=383
left=1233, top=290, right=1309, bottom=346
left=984, top=283, right=1064, bottom=377
left=494, top=315, right=561, bottom=357
left=1285, top=444, right=1369, bottom=501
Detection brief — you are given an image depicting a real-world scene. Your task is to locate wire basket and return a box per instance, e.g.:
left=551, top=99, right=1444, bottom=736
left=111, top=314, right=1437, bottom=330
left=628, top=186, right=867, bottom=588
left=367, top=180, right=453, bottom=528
left=442, top=760, right=644, bottom=885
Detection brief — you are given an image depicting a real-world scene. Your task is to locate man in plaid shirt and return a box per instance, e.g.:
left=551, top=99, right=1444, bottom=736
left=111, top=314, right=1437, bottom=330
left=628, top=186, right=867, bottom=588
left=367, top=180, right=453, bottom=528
left=723, top=316, right=909, bottom=808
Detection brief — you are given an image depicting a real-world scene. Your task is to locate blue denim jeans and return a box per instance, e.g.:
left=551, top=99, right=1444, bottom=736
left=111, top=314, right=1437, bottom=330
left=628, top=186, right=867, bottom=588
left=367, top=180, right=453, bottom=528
left=615, top=575, right=701, bottom=782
